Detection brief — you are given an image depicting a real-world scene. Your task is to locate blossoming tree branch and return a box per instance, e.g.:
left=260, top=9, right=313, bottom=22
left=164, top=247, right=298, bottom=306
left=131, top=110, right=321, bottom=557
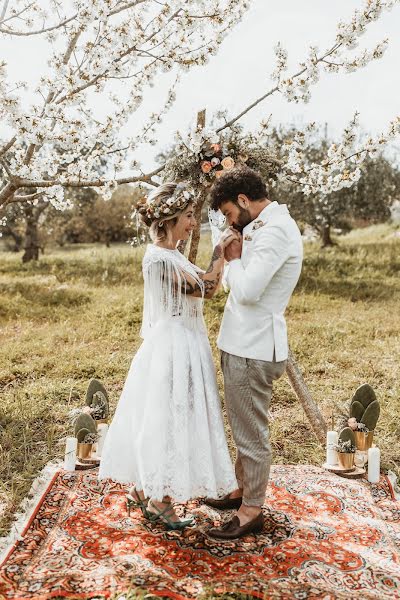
left=0, top=0, right=399, bottom=217
left=0, top=0, right=250, bottom=209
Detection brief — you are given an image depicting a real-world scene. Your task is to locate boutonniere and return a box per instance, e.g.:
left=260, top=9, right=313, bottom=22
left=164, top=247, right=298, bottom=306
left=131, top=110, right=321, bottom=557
left=244, top=234, right=253, bottom=242
left=252, top=219, right=266, bottom=231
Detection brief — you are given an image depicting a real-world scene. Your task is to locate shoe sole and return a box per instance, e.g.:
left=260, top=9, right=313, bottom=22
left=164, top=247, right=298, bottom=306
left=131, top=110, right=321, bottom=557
left=206, top=523, right=264, bottom=540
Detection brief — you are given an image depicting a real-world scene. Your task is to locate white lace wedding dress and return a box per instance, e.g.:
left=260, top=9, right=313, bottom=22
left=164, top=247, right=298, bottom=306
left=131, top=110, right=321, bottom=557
left=98, top=243, right=237, bottom=501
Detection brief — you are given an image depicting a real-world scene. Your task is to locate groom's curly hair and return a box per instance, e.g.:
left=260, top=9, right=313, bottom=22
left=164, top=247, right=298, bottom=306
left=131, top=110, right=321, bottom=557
left=209, top=166, right=268, bottom=211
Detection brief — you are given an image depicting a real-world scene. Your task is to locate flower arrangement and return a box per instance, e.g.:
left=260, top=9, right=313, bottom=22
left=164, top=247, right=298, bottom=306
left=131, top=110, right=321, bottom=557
left=135, top=183, right=196, bottom=223
left=347, top=417, right=369, bottom=433
left=67, top=380, right=109, bottom=460
left=68, top=404, right=105, bottom=423
left=85, top=379, right=110, bottom=422
left=199, top=142, right=239, bottom=180
left=348, top=383, right=380, bottom=432
left=335, top=383, right=380, bottom=451
left=161, top=122, right=282, bottom=190
left=81, top=432, right=98, bottom=445
left=335, top=439, right=356, bottom=454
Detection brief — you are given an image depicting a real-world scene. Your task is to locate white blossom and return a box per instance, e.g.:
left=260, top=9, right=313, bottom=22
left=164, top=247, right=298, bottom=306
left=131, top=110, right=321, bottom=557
left=0, top=0, right=250, bottom=209
left=273, top=0, right=397, bottom=105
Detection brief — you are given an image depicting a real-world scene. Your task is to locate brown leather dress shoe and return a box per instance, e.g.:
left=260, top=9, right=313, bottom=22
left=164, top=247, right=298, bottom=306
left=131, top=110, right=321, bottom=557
left=204, top=494, right=242, bottom=510
left=208, top=512, right=264, bottom=540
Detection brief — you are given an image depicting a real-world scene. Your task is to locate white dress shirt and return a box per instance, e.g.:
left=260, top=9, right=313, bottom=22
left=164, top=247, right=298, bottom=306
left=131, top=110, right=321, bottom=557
left=217, top=201, right=303, bottom=362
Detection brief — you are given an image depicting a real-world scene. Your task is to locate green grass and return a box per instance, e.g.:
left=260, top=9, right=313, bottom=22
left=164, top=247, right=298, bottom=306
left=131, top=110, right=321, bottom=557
left=0, top=225, right=399, bottom=542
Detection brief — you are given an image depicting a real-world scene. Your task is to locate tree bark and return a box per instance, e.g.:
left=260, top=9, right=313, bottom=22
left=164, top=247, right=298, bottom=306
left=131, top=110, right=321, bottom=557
left=286, top=348, right=327, bottom=444
left=320, top=223, right=336, bottom=247
left=188, top=193, right=206, bottom=264
left=22, top=206, right=40, bottom=263
left=3, top=225, right=23, bottom=252
left=177, top=239, right=188, bottom=254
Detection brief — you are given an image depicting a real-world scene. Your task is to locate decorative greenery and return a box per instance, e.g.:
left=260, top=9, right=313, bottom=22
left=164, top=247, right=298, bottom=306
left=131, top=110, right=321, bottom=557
left=348, top=419, right=369, bottom=433
left=336, top=439, right=356, bottom=453
left=86, top=379, right=110, bottom=420
left=336, top=427, right=356, bottom=453
left=74, top=413, right=97, bottom=444
left=348, top=383, right=380, bottom=432
left=81, top=432, right=98, bottom=445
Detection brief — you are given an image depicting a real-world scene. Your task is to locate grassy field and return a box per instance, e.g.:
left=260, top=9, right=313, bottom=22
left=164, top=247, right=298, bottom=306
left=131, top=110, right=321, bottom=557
left=0, top=224, right=399, bottom=544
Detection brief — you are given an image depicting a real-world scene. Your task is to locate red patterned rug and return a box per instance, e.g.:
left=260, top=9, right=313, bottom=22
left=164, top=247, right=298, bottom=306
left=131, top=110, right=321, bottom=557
left=0, top=465, right=399, bottom=600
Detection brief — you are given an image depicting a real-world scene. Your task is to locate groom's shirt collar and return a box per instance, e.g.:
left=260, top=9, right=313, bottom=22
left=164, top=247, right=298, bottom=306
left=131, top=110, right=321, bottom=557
left=242, top=201, right=286, bottom=235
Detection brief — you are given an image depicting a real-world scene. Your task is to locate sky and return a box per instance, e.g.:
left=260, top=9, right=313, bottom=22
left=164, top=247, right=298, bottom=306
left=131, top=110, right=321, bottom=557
left=1, top=0, right=399, bottom=172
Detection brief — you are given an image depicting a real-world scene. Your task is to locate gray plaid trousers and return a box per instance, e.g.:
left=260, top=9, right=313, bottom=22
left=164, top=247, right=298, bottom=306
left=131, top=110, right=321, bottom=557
left=221, top=351, right=287, bottom=506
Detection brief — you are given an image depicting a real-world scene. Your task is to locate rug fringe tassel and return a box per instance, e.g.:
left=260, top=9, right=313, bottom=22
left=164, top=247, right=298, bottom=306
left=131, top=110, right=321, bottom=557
left=387, top=470, right=400, bottom=501
left=0, top=460, right=62, bottom=564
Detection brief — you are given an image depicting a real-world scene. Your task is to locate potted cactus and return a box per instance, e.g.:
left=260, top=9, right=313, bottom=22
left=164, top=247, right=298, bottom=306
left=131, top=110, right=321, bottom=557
left=74, top=413, right=98, bottom=459
left=86, top=379, right=110, bottom=424
left=335, top=427, right=356, bottom=469
left=348, top=384, right=380, bottom=451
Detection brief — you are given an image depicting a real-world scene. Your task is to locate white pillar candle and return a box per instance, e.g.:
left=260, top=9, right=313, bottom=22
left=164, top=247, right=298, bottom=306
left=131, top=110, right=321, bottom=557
left=368, top=446, right=380, bottom=483
left=96, top=424, right=109, bottom=458
left=64, top=436, right=77, bottom=471
left=326, top=431, right=338, bottom=466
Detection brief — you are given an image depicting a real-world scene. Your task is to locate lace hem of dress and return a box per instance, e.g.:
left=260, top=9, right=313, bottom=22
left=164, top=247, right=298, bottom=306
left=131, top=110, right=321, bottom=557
left=98, top=475, right=237, bottom=502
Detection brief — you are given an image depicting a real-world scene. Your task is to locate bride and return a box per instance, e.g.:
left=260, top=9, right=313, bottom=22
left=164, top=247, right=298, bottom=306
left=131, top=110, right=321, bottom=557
left=98, top=182, right=239, bottom=530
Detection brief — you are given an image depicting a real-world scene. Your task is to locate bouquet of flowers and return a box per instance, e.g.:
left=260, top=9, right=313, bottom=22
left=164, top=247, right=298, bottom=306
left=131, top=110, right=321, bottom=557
left=335, top=438, right=356, bottom=454
left=161, top=122, right=281, bottom=190
left=347, top=418, right=369, bottom=433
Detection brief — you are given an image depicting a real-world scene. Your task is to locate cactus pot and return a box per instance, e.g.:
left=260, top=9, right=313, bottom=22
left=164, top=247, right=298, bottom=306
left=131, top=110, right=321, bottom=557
left=338, top=452, right=355, bottom=469
left=354, top=430, right=374, bottom=451
left=77, top=442, right=93, bottom=459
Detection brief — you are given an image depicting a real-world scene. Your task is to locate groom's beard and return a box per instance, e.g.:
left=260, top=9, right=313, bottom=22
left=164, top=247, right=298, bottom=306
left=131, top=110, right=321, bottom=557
left=231, top=206, right=252, bottom=233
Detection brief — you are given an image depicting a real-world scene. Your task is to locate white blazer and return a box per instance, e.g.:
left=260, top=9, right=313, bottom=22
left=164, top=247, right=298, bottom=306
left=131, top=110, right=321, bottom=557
left=217, top=202, right=303, bottom=362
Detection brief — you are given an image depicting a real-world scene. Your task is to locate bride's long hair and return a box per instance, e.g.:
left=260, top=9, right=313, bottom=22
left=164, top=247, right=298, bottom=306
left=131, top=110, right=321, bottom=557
left=138, top=182, right=195, bottom=244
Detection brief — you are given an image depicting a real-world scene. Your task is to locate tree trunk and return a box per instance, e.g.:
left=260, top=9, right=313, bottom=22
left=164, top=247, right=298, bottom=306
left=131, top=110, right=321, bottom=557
left=320, top=223, right=336, bottom=248
left=177, top=239, right=188, bottom=254
left=188, top=193, right=206, bottom=264
left=286, top=348, right=327, bottom=444
left=3, top=226, right=23, bottom=252
left=22, top=207, right=40, bottom=263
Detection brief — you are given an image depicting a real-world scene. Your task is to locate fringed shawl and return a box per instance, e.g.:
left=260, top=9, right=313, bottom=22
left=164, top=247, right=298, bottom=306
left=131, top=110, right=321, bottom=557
left=141, top=244, right=205, bottom=338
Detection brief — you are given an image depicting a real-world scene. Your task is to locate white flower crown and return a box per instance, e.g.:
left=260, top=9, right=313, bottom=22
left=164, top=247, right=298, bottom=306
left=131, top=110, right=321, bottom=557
left=138, top=183, right=196, bottom=223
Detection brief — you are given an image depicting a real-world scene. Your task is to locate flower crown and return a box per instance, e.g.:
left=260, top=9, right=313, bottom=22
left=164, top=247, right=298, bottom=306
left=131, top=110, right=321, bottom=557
left=136, top=183, right=196, bottom=223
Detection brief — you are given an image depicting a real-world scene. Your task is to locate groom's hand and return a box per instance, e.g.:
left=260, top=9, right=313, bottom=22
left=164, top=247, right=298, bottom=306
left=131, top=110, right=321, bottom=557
left=224, top=236, right=242, bottom=262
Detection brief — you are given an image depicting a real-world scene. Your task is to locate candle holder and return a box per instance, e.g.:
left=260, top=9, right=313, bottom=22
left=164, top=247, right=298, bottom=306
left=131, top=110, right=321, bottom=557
left=354, top=450, right=368, bottom=468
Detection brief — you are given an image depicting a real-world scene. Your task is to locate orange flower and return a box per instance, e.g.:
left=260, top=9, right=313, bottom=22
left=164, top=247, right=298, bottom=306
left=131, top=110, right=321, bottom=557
left=201, top=161, right=212, bottom=173
left=221, top=156, right=235, bottom=170
left=215, top=170, right=225, bottom=178
left=210, top=143, right=222, bottom=155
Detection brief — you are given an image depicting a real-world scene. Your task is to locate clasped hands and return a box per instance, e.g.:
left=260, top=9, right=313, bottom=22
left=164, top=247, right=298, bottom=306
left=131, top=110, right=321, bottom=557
left=219, top=227, right=243, bottom=262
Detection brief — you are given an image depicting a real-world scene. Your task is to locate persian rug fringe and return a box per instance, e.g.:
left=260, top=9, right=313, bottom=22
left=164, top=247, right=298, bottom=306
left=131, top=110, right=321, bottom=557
left=0, top=460, right=62, bottom=565
left=387, top=470, right=400, bottom=501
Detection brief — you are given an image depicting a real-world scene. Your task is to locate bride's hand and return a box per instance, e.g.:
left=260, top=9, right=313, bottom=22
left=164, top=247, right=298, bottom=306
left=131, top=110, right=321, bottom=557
left=219, top=228, right=241, bottom=249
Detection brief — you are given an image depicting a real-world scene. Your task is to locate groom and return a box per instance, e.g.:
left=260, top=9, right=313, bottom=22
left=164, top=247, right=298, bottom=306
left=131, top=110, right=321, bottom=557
left=206, top=166, right=303, bottom=540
